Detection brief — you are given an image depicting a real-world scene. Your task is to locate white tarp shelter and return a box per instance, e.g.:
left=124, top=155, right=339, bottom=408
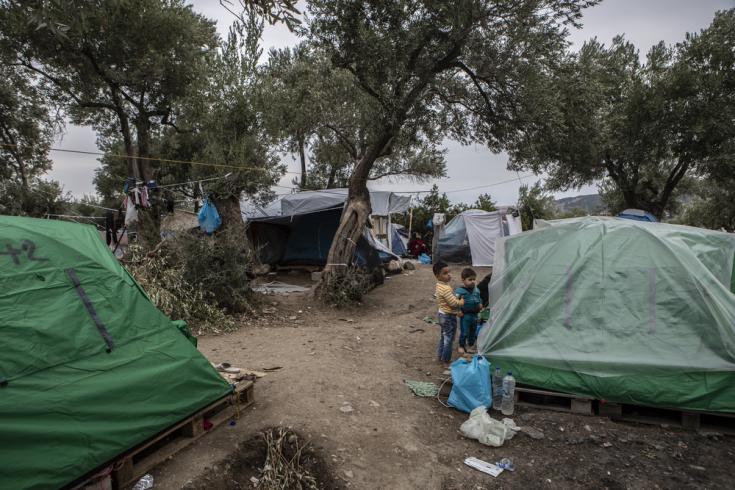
left=436, top=209, right=521, bottom=266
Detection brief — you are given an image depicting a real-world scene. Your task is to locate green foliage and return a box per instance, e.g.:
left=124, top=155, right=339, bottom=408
left=177, top=227, right=256, bottom=314
left=510, top=10, right=735, bottom=219
left=517, top=183, right=557, bottom=230
left=317, top=267, right=373, bottom=308
left=0, top=179, right=68, bottom=217
left=124, top=242, right=239, bottom=336
left=677, top=177, right=735, bottom=232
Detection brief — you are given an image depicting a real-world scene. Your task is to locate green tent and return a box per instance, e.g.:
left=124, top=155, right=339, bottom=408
left=0, top=216, right=231, bottom=489
left=479, top=217, right=735, bottom=412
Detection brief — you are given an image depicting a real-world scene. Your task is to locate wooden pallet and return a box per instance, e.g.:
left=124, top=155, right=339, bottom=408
left=514, top=385, right=594, bottom=415
left=70, top=381, right=254, bottom=490
left=599, top=401, right=735, bottom=435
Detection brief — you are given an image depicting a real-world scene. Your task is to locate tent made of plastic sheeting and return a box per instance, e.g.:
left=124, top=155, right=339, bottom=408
left=436, top=210, right=518, bottom=266
left=390, top=223, right=409, bottom=256
left=618, top=208, right=658, bottom=222
left=478, top=217, right=735, bottom=412
left=0, top=216, right=231, bottom=490
left=278, top=189, right=410, bottom=217
left=247, top=206, right=398, bottom=268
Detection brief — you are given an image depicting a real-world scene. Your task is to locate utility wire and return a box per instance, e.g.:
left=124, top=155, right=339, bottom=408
left=0, top=143, right=301, bottom=175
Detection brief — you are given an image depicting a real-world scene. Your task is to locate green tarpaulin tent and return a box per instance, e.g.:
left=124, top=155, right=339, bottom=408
left=479, top=217, right=735, bottom=412
left=0, top=216, right=231, bottom=489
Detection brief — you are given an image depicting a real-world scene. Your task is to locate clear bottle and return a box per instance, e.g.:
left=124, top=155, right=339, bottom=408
left=492, top=366, right=503, bottom=410
left=501, top=371, right=516, bottom=416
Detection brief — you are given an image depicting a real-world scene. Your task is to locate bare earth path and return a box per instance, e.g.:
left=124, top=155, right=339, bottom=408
left=153, top=265, right=732, bottom=489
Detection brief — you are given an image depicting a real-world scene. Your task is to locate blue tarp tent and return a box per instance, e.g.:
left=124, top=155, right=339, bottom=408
left=618, top=208, right=658, bottom=222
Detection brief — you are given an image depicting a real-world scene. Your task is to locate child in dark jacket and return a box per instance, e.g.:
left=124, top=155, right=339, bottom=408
left=455, top=268, right=482, bottom=354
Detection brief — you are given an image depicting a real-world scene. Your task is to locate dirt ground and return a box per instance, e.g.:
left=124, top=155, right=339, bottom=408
left=153, top=265, right=733, bottom=489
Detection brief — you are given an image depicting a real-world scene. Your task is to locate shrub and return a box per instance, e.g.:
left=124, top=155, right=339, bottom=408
left=316, top=267, right=372, bottom=307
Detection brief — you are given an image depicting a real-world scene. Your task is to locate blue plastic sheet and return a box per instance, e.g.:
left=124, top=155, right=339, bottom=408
left=419, top=253, right=431, bottom=264
left=198, top=198, right=222, bottom=234
left=448, top=355, right=492, bottom=413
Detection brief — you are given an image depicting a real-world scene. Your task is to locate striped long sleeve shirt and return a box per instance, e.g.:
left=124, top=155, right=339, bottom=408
left=436, top=282, right=464, bottom=315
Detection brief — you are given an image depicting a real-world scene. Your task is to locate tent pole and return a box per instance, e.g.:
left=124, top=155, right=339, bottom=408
left=408, top=207, right=413, bottom=238
left=387, top=214, right=392, bottom=251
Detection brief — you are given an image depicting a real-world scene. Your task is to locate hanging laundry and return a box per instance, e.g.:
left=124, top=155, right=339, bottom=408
left=140, top=186, right=149, bottom=208
left=197, top=198, right=221, bottom=235
left=124, top=197, right=139, bottom=226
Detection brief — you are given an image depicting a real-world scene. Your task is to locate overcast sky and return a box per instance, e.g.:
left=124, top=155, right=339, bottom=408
left=45, top=0, right=734, bottom=206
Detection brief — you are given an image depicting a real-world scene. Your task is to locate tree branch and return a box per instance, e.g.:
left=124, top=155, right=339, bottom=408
left=322, top=124, right=358, bottom=159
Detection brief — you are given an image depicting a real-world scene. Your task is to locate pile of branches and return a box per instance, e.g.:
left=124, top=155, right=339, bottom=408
left=123, top=240, right=240, bottom=335
left=256, top=427, right=318, bottom=490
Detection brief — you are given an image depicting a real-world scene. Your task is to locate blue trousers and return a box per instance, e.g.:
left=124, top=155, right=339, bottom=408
left=436, top=312, right=457, bottom=362
left=459, top=313, right=478, bottom=348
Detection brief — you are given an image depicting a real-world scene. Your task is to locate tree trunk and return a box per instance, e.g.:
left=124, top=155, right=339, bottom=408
left=213, top=194, right=247, bottom=237
left=298, top=134, right=307, bottom=189
left=133, top=117, right=160, bottom=247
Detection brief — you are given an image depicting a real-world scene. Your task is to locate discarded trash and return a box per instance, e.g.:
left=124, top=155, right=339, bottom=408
left=228, top=420, right=237, bottom=427
left=213, top=362, right=241, bottom=374
left=132, top=474, right=154, bottom=490
left=602, top=442, right=613, bottom=448
left=502, top=418, right=520, bottom=438
left=464, top=457, right=503, bottom=477
left=343, top=470, right=354, bottom=479
left=496, top=458, right=515, bottom=472
left=252, top=281, right=310, bottom=295
left=500, top=372, right=516, bottom=416
left=369, top=400, right=381, bottom=407
left=339, top=404, right=354, bottom=413
left=263, top=366, right=282, bottom=372
left=520, top=426, right=544, bottom=440
left=459, top=406, right=514, bottom=447
left=408, top=328, right=425, bottom=333
left=404, top=379, right=439, bottom=397
left=202, top=419, right=213, bottom=431
left=423, top=316, right=437, bottom=325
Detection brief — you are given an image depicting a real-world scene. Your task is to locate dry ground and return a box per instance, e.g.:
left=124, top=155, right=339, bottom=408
left=152, top=265, right=733, bottom=489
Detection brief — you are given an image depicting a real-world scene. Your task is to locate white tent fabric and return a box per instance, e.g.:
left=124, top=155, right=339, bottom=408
left=464, top=212, right=504, bottom=266
left=278, top=189, right=410, bottom=217
left=506, top=214, right=523, bottom=235
left=240, top=199, right=282, bottom=219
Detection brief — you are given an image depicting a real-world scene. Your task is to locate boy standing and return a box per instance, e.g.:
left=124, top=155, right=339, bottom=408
left=433, top=261, right=464, bottom=367
left=455, top=268, right=482, bottom=354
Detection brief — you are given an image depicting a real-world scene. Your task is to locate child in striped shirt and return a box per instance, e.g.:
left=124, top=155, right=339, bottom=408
left=433, top=261, right=464, bottom=367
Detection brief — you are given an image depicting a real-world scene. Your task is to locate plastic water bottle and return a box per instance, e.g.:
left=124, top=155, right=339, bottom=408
left=492, top=367, right=503, bottom=410
left=501, top=372, right=516, bottom=416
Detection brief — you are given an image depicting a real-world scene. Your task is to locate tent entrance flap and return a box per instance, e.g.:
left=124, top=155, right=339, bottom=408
left=464, top=213, right=503, bottom=266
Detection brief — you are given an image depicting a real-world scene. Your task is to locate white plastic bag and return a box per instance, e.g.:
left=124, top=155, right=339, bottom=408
left=459, top=406, right=510, bottom=447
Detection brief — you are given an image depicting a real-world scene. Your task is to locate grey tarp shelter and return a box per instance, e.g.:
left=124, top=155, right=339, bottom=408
left=242, top=190, right=404, bottom=269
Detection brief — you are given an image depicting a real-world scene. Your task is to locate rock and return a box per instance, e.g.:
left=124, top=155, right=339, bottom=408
left=369, top=400, right=380, bottom=407
left=602, top=442, right=613, bottom=448
left=252, top=264, right=271, bottom=275
left=403, top=261, right=416, bottom=270
left=344, top=470, right=354, bottom=479
left=288, top=315, right=297, bottom=320
left=311, top=271, right=322, bottom=282
left=339, top=405, right=354, bottom=413
left=387, top=260, right=402, bottom=273
left=520, top=426, right=544, bottom=440
left=689, top=465, right=706, bottom=472
left=584, top=424, right=592, bottom=432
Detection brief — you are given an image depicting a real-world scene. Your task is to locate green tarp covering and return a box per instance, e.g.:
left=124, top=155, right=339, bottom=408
left=479, top=217, right=735, bottom=412
left=0, top=216, right=231, bottom=489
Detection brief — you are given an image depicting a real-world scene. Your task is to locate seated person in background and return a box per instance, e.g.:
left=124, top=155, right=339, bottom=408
left=407, top=232, right=428, bottom=258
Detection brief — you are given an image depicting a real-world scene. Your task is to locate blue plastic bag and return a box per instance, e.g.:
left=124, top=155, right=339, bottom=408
left=198, top=198, right=222, bottom=235
left=448, top=355, right=492, bottom=413
left=419, top=253, right=431, bottom=264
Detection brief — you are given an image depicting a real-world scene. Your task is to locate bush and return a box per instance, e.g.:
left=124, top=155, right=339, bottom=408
left=124, top=227, right=256, bottom=335
left=317, top=267, right=373, bottom=307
